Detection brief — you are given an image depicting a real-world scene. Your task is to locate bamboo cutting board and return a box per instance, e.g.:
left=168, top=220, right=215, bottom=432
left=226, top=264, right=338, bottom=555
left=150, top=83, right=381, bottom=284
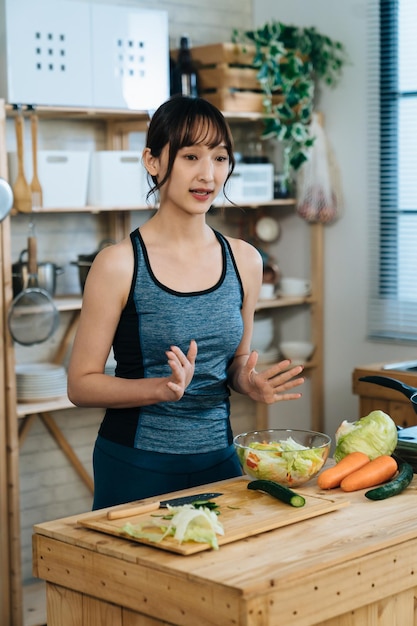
left=79, top=479, right=348, bottom=555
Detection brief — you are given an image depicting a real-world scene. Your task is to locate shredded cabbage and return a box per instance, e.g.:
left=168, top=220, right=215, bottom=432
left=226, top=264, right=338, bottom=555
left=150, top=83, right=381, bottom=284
left=334, top=410, right=398, bottom=462
left=237, top=436, right=328, bottom=485
left=121, top=504, right=224, bottom=550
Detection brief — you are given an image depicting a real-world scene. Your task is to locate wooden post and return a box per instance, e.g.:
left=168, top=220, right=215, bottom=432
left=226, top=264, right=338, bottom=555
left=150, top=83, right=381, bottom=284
left=309, top=222, right=324, bottom=432
left=0, top=98, right=23, bottom=626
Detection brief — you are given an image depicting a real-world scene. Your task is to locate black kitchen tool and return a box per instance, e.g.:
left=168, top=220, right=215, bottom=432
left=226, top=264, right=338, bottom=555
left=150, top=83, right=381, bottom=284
left=359, top=375, right=417, bottom=414
left=107, top=492, right=223, bottom=520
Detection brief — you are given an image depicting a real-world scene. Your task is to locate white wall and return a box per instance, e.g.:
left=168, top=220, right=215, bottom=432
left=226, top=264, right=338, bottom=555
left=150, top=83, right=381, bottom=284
left=254, top=0, right=417, bottom=437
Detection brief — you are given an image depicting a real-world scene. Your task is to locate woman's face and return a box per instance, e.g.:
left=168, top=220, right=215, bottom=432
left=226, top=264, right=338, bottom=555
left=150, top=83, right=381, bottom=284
left=155, top=138, right=230, bottom=214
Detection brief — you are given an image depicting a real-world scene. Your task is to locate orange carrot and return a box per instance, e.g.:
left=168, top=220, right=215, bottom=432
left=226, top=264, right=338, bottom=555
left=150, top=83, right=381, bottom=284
left=317, top=452, right=371, bottom=490
left=340, top=455, right=398, bottom=492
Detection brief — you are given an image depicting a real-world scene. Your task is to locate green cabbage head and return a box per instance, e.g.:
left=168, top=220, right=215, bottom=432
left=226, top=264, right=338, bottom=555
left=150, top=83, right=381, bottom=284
left=334, top=410, right=398, bottom=462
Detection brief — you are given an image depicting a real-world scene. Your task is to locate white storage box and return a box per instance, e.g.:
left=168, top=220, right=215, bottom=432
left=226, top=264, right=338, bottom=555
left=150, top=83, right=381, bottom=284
left=0, top=0, right=93, bottom=107
left=0, top=0, right=169, bottom=110
left=90, top=4, right=169, bottom=111
left=213, top=163, right=274, bottom=206
left=8, top=150, right=90, bottom=208
left=88, top=151, right=147, bottom=208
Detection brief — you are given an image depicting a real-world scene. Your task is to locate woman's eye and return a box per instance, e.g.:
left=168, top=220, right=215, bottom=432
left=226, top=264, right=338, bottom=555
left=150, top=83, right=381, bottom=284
left=184, top=154, right=197, bottom=160
left=216, top=155, right=228, bottom=162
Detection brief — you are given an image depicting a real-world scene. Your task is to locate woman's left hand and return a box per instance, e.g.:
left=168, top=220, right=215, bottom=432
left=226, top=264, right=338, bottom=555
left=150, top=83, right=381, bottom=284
left=236, top=351, right=305, bottom=404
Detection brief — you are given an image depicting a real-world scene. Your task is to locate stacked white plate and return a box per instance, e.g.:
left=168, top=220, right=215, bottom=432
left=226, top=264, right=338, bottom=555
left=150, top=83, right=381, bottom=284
left=15, top=363, right=67, bottom=402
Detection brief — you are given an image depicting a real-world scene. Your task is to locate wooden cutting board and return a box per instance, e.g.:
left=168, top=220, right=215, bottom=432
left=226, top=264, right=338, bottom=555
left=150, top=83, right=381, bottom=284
left=79, top=479, right=348, bottom=555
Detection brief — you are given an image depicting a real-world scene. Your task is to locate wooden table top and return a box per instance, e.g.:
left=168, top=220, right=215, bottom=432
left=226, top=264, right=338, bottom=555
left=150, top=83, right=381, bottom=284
left=33, top=474, right=417, bottom=625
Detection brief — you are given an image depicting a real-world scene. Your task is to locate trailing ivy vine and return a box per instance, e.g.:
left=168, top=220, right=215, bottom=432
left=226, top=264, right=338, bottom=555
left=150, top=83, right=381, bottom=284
left=232, top=22, right=348, bottom=186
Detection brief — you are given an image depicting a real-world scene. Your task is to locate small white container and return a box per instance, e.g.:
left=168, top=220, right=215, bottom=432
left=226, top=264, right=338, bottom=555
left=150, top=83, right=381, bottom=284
left=8, top=150, right=90, bottom=208
left=279, top=341, right=315, bottom=364
left=213, top=163, right=274, bottom=206
left=280, top=277, right=311, bottom=297
left=88, top=151, right=146, bottom=207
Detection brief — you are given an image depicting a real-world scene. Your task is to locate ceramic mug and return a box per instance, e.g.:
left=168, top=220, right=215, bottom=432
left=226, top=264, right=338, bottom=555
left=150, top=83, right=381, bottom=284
left=280, top=277, right=311, bottom=297
left=259, top=283, right=275, bottom=299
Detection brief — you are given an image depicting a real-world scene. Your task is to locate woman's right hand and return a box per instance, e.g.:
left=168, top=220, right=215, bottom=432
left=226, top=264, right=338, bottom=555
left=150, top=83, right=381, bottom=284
left=165, top=340, right=198, bottom=400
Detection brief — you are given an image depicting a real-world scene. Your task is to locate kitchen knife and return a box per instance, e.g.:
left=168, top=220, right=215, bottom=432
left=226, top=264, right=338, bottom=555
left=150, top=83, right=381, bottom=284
left=107, top=492, right=223, bottom=520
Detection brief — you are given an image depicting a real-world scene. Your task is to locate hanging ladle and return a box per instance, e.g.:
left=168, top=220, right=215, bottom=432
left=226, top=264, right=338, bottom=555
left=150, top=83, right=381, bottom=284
left=359, top=375, right=417, bottom=415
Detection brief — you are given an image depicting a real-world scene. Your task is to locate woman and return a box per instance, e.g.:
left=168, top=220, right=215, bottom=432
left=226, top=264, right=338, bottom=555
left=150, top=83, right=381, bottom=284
left=68, top=95, right=305, bottom=509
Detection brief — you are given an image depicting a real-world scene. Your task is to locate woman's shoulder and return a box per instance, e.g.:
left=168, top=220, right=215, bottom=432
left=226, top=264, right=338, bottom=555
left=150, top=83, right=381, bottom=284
left=89, top=236, right=134, bottom=279
left=222, top=234, right=263, bottom=266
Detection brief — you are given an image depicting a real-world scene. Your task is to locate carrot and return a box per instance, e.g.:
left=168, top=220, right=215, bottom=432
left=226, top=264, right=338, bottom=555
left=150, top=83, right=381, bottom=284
left=317, top=452, right=370, bottom=489
left=340, top=455, right=398, bottom=492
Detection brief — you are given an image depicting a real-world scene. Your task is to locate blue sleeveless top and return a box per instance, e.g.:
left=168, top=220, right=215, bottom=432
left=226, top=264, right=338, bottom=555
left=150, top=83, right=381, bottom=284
left=98, top=228, right=244, bottom=454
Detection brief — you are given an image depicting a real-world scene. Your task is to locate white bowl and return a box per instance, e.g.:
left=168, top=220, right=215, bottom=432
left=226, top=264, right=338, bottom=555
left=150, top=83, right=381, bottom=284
left=279, top=341, right=314, bottom=364
left=280, top=277, right=311, bottom=297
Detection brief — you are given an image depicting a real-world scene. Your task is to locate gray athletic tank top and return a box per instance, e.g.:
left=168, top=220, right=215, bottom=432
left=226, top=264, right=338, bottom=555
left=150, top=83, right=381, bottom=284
left=99, top=228, right=244, bottom=454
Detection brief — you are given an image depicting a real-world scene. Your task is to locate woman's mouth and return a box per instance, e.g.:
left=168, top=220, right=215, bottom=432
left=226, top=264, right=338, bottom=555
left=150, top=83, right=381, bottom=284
left=190, top=188, right=213, bottom=200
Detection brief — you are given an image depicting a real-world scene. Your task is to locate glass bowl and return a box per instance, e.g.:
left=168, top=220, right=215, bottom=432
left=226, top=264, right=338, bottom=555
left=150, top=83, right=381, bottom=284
left=233, top=428, right=331, bottom=488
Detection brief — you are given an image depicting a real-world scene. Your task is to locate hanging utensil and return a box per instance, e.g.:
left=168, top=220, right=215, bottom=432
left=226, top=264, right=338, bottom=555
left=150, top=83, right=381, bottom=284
left=8, top=228, right=59, bottom=346
left=30, top=111, right=43, bottom=209
left=12, top=107, right=32, bottom=213
left=359, top=375, right=417, bottom=415
left=0, top=177, right=13, bottom=222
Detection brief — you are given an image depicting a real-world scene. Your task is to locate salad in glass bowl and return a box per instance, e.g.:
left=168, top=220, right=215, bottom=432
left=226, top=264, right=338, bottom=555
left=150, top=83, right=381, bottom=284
left=233, top=429, right=331, bottom=487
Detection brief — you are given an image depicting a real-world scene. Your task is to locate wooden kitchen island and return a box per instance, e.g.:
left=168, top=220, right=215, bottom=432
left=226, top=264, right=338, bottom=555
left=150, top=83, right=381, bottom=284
left=33, top=475, right=417, bottom=626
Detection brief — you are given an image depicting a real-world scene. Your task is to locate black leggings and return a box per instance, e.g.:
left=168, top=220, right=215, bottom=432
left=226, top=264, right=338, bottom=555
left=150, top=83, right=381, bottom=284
left=92, top=435, right=243, bottom=510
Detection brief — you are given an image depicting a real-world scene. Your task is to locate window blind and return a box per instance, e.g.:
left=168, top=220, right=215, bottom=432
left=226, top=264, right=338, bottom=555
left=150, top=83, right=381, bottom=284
left=368, top=0, right=417, bottom=342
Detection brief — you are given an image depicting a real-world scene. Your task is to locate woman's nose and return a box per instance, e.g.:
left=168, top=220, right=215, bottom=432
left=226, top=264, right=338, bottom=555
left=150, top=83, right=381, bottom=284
left=197, top=159, right=214, bottom=182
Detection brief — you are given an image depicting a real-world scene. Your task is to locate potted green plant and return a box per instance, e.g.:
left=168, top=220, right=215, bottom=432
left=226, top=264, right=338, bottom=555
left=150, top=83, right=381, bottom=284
left=232, top=22, right=348, bottom=190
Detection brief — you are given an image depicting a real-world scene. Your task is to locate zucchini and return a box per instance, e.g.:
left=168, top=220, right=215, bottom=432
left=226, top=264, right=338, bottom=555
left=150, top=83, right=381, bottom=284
left=247, top=479, right=305, bottom=507
left=365, top=458, right=414, bottom=501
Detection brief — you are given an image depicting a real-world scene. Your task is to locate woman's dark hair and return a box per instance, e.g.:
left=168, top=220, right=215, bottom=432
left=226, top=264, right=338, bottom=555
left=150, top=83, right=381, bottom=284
left=145, top=95, right=235, bottom=201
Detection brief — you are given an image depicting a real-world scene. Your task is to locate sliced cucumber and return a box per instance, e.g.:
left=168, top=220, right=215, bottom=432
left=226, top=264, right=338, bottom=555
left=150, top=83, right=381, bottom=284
left=365, top=459, right=414, bottom=501
left=247, top=479, right=305, bottom=507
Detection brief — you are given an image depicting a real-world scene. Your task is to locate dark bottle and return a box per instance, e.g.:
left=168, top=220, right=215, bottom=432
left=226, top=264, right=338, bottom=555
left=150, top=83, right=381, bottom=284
left=171, top=35, right=198, bottom=97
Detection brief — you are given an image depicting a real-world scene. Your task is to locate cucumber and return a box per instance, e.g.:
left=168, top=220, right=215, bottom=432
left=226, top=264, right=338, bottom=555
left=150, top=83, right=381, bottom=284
left=365, top=459, right=414, bottom=501
left=247, top=479, right=306, bottom=507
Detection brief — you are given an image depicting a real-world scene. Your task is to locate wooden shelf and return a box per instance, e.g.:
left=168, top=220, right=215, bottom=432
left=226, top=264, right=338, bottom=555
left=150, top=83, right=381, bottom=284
left=4, top=103, right=268, bottom=124
left=17, top=396, right=74, bottom=418
left=53, top=296, right=82, bottom=311
left=10, top=199, right=295, bottom=216
left=14, top=204, right=152, bottom=214
left=5, top=103, right=151, bottom=122
left=256, top=295, right=313, bottom=311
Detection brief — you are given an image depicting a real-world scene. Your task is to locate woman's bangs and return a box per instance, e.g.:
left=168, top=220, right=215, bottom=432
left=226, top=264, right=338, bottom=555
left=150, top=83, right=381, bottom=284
left=180, top=115, right=227, bottom=149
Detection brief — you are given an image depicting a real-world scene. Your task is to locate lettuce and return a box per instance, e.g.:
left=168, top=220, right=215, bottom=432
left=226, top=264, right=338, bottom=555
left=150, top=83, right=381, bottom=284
left=122, top=504, right=224, bottom=550
left=334, top=410, right=398, bottom=462
left=238, top=437, right=327, bottom=485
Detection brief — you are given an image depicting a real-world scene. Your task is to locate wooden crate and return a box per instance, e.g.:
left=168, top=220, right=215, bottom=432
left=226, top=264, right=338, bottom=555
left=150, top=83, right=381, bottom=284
left=184, top=43, right=267, bottom=113
left=200, top=90, right=265, bottom=113
left=191, top=42, right=256, bottom=67
left=198, top=65, right=259, bottom=92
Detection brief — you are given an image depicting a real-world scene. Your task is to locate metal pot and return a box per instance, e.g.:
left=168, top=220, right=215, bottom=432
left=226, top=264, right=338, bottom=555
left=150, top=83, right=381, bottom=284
left=12, top=249, right=64, bottom=296
left=71, top=239, right=114, bottom=292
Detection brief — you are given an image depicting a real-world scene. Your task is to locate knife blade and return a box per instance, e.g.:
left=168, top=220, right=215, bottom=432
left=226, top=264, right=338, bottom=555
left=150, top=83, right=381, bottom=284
left=107, top=492, right=223, bottom=520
